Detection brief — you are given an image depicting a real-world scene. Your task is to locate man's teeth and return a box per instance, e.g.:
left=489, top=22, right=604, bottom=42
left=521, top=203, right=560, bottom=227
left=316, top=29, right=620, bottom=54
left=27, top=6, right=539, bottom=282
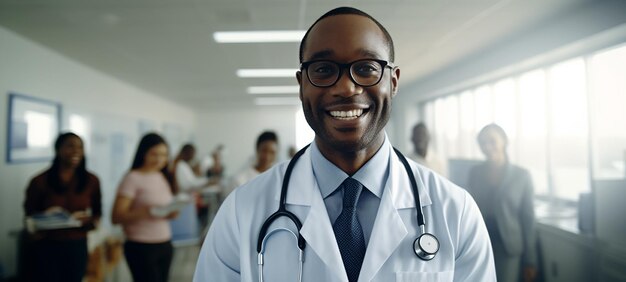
left=329, top=109, right=364, bottom=119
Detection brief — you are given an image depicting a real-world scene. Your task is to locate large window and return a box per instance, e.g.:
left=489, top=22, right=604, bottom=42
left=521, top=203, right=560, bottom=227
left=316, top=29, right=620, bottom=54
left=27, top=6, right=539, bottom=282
left=518, top=70, right=549, bottom=195
left=588, top=45, right=626, bottom=180
left=548, top=59, right=589, bottom=200
left=420, top=43, right=626, bottom=202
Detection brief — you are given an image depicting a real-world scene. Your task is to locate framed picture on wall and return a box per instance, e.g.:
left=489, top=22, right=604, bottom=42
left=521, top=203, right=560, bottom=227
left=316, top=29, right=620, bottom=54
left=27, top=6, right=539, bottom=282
left=6, top=93, right=61, bottom=164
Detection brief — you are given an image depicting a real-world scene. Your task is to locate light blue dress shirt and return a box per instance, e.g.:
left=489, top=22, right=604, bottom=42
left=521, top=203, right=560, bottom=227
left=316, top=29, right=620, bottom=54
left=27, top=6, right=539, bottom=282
left=310, top=137, right=390, bottom=245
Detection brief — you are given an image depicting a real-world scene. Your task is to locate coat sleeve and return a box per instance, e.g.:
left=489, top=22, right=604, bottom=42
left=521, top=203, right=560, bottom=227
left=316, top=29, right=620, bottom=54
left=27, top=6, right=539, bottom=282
left=193, top=191, right=241, bottom=281
left=453, top=191, right=497, bottom=282
left=520, top=170, right=538, bottom=267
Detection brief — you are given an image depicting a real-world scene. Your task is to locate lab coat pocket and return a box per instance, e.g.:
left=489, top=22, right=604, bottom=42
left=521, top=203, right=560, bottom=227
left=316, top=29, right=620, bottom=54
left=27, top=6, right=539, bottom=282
left=396, top=271, right=454, bottom=282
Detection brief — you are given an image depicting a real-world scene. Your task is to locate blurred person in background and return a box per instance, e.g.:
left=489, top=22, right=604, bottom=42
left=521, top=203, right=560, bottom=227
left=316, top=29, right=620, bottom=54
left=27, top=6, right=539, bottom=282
left=227, top=131, right=279, bottom=196
left=409, top=122, right=447, bottom=176
left=173, top=143, right=220, bottom=233
left=287, top=145, right=297, bottom=158
left=467, top=124, right=538, bottom=282
left=204, top=144, right=225, bottom=178
left=24, top=132, right=102, bottom=282
left=173, top=143, right=215, bottom=193
left=111, top=133, right=178, bottom=282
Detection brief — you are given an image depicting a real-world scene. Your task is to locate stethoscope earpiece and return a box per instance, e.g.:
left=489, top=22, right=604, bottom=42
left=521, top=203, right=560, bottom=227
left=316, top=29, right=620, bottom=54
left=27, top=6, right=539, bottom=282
left=413, top=232, right=439, bottom=261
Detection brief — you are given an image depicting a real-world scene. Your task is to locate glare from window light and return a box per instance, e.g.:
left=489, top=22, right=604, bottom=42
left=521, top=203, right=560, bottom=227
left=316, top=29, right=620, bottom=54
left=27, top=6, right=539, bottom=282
left=493, top=78, right=516, bottom=139
left=69, top=114, right=90, bottom=150
left=295, top=109, right=315, bottom=149
left=549, top=58, right=587, bottom=136
left=519, top=69, right=546, bottom=138
left=25, top=111, right=54, bottom=148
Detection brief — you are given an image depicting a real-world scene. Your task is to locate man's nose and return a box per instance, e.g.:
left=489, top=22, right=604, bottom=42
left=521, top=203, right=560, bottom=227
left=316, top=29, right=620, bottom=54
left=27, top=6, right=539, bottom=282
left=332, top=70, right=361, bottom=97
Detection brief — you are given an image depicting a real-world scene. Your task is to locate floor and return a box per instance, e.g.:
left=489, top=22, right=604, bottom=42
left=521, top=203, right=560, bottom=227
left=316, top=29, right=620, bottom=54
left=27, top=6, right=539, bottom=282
left=169, top=243, right=201, bottom=282
left=105, top=243, right=201, bottom=282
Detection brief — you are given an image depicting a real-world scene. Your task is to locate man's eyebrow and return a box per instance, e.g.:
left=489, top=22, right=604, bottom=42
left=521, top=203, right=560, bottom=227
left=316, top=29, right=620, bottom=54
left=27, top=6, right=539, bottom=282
left=358, top=49, right=385, bottom=60
left=307, top=50, right=334, bottom=61
left=305, top=48, right=387, bottom=61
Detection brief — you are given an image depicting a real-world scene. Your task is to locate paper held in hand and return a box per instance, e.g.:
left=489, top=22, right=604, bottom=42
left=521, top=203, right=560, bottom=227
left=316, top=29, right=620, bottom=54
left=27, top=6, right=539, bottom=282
left=150, top=193, right=192, bottom=217
left=25, top=211, right=82, bottom=232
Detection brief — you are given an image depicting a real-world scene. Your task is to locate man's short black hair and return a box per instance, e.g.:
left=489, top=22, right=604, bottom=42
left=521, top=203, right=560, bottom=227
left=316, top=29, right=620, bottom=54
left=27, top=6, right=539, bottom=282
left=298, top=6, right=395, bottom=63
left=256, top=131, right=278, bottom=149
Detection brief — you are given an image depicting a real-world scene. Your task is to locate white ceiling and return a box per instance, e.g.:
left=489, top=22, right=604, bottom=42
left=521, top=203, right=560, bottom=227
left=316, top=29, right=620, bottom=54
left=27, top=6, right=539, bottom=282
left=0, top=0, right=590, bottom=110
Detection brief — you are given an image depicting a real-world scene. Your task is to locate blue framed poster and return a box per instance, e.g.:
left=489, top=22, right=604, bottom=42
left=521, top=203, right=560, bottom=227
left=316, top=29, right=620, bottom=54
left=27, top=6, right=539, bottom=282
left=6, top=93, right=61, bottom=164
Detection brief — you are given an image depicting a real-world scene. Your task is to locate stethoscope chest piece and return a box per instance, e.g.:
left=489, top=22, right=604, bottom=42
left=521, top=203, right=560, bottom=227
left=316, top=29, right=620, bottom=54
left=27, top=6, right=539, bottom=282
left=414, top=233, right=439, bottom=261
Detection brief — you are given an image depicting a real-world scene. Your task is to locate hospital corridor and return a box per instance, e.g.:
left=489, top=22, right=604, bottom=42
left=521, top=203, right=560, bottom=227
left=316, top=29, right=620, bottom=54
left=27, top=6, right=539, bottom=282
left=1, top=0, right=626, bottom=281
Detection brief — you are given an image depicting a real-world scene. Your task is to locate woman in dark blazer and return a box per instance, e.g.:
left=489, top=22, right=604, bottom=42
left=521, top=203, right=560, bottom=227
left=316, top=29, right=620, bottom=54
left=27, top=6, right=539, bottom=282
left=467, top=124, right=538, bottom=282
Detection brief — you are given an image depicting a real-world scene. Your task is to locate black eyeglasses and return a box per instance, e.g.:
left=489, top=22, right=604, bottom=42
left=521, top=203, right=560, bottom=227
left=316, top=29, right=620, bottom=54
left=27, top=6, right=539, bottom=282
left=300, top=59, right=395, bottom=88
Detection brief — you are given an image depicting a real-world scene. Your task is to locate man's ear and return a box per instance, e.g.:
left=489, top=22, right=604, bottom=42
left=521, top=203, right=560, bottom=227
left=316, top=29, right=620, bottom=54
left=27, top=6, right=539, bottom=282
left=391, top=67, right=400, bottom=97
left=296, top=70, right=303, bottom=100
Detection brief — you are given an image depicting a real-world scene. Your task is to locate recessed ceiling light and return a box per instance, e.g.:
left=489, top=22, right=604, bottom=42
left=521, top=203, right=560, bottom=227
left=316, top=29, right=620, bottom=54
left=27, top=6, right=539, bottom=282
left=213, top=30, right=306, bottom=43
left=237, top=69, right=298, bottom=78
left=247, top=86, right=299, bottom=94
left=255, top=97, right=301, bottom=106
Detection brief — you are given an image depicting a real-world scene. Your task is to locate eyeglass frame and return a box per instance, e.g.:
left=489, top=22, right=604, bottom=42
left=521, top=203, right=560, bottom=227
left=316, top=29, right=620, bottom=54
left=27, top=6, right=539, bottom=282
left=299, top=58, right=396, bottom=88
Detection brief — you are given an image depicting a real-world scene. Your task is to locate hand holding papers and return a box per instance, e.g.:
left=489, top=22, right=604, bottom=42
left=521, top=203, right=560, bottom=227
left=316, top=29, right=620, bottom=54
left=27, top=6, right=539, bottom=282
left=150, top=193, right=192, bottom=217
left=25, top=210, right=83, bottom=233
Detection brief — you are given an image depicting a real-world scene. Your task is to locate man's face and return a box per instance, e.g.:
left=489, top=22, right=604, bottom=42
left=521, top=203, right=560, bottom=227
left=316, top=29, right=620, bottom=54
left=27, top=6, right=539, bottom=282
left=257, top=140, right=278, bottom=168
left=297, top=14, right=399, bottom=153
left=412, top=126, right=429, bottom=155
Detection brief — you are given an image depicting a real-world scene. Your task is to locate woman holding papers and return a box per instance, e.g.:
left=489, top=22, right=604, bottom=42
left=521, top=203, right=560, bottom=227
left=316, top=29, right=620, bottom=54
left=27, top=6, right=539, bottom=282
left=23, top=132, right=102, bottom=282
left=112, top=133, right=179, bottom=282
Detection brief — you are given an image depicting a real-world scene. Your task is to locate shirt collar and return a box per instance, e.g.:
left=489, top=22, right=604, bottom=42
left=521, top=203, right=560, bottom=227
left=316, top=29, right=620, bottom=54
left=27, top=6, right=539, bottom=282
left=310, top=134, right=390, bottom=199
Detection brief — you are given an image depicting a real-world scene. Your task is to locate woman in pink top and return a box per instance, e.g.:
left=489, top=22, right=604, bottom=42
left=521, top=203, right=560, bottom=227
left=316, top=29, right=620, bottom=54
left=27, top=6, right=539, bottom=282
left=112, top=133, right=178, bottom=282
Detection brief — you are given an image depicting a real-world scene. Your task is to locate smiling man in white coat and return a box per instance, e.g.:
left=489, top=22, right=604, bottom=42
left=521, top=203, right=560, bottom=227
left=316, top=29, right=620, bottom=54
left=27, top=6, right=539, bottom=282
left=194, top=7, right=496, bottom=282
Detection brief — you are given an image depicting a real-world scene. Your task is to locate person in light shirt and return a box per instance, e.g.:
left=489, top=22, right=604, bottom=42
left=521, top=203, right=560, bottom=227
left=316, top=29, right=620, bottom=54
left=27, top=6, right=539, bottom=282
left=173, top=143, right=219, bottom=233
left=228, top=131, right=279, bottom=195
left=112, top=133, right=178, bottom=282
left=174, top=144, right=213, bottom=193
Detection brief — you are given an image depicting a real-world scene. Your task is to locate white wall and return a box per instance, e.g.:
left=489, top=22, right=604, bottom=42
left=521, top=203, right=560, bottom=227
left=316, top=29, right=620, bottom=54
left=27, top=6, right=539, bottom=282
left=0, top=26, right=195, bottom=277
left=391, top=0, right=626, bottom=153
left=194, top=105, right=302, bottom=179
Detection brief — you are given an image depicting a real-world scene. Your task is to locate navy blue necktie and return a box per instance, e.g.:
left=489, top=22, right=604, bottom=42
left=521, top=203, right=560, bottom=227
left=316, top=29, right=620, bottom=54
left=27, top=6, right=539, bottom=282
left=333, top=177, right=366, bottom=282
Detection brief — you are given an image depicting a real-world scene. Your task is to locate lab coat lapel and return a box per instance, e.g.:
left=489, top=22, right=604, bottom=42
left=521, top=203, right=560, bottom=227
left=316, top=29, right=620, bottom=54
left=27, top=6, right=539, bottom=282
left=285, top=149, right=348, bottom=282
left=359, top=147, right=414, bottom=282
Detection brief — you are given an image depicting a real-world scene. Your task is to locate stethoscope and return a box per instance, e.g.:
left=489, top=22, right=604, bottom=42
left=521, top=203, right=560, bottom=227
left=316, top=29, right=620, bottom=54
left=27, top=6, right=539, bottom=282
left=256, top=144, right=439, bottom=282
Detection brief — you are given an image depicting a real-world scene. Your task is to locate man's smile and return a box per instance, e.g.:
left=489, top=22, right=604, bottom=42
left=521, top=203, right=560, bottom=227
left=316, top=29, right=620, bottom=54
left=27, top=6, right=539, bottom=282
left=329, top=109, right=364, bottom=120
left=325, top=103, right=370, bottom=121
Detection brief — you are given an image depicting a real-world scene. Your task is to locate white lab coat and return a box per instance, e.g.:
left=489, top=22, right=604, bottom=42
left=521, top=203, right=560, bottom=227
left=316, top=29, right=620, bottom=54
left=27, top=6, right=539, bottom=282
left=193, top=143, right=496, bottom=282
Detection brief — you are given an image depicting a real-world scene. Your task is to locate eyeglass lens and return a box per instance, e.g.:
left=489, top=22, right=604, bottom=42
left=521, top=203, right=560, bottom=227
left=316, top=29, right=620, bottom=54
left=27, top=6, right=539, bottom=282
left=307, top=60, right=385, bottom=87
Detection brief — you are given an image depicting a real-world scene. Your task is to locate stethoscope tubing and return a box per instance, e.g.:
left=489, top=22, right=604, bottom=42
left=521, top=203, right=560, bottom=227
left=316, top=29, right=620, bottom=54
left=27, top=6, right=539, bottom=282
left=256, top=144, right=437, bottom=281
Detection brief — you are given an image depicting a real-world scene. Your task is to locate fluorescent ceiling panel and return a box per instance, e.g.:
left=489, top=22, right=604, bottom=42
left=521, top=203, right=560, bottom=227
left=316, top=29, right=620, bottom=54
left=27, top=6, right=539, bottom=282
left=255, top=97, right=301, bottom=106
left=247, top=85, right=299, bottom=94
left=237, top=69, right=298, bottom=78
left=213, top=30, right=306, bottom=43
